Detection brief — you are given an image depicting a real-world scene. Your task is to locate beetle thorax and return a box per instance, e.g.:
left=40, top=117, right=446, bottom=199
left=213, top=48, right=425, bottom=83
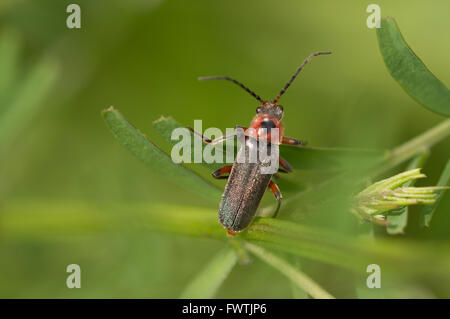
left=248, top=113, right=284, bottom=144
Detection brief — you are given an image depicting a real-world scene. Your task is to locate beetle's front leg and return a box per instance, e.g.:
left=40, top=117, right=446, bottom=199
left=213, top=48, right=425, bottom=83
left=268, top=180, right=282, bottom=218
left=187, top=126, right=246, bottom=146
left=212, top=165, right=233, bottom=179
left=281, top=136, right=307, bottom=146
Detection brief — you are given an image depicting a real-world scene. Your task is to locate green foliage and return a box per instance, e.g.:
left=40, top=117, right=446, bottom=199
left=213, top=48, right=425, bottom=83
left=102, top=107, right=221, bottom=202
left=1, top=2, right=450, bottom=299
left=353, top=168, right=447, bottom=228
left=0, top=29, right=58, bottom=156
left=387, top=152, right=429, bottom=234
left=377, top=17, right=450, bottom=117
left=420, top=159, right=450, bottom=227
left=244, top=243, right=335, bottom=299
left=153, top=116, right=385, bottom=172
left=179, top=247, right=238, bottom=299
left=98, top=14, right=450, bottom=297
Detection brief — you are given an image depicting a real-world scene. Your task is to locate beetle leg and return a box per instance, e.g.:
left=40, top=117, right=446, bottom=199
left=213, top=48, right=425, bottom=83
left=187, top=126, right=241, bottom=146
left=279, top=156, right=293, bottom=173
left=212, top=165, right=233, bottom=179
left=268, top=180, right=282, bottom=218
left=281, top=136, right=307, bottom=146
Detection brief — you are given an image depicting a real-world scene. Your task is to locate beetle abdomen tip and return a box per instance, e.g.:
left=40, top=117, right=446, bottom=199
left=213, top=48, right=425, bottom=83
left=226, top=229, right=237, bottom=237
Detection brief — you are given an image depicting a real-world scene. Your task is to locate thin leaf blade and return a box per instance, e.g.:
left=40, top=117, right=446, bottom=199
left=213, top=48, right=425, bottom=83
left=0, top=57, right=58, bottom=153
left=153, top=115, right=385, bottom=171
left=179, top=247, right=237, bottom=299
left=420, top=159, right=450, bottom=227
left=245, top=242, right=335, bottom=299
left=102, top=107, right=221, bottom=202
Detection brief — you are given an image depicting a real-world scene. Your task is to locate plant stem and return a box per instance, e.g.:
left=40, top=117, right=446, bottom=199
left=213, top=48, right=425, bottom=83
left=244, top=242, right=335, bottom=299
left=374, top=118, right=450, bottom=176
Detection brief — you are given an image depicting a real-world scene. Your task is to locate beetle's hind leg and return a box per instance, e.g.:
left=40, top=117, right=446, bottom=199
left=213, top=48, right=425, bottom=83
left=268, top=180, right=282, bottom=218
left=212, top=165, right=233, bottom=179
left=274, top=157, right=293, bottom=179
left=278, top=156, right=293, bottom=173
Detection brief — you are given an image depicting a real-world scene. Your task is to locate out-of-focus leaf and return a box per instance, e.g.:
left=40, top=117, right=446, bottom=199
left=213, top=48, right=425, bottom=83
left=3, top=200, right=450, bottom=281
left=371, top=119, right=450, bottom=176
left=387, top=151, right=429, bottom=234
left=0, top=57, right=58, bottom=154
left=280, top=145, right=384, bottom=171
left=0, top=0, right=15, bottom=14
left=102, top=107, right=221, bottom=202
left=420, top=159, right=450, bottom=227
left=0, top=29, right=19, bottom=107
left=179, top=247, right=237, bottom=298
left=377, top=17, right=450, bottom=117
left=245, top=243, right=334, bottom=299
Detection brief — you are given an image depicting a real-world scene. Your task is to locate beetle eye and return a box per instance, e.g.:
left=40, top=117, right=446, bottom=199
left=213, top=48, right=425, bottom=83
left=260, top=120, right=277, bottom=129
left=256, top=106, right=262, bottom=113
left=278, top=105, right=284, bottom=112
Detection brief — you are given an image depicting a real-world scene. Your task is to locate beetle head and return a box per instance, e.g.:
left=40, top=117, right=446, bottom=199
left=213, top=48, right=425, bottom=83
left=256, top=102, right=284, bottom=120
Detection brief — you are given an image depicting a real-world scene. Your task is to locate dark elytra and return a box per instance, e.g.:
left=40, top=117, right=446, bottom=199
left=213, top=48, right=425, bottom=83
left=219, top=139, right=275, bottom=232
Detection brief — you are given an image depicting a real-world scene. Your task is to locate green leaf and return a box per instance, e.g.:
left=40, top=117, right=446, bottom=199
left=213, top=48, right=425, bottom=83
left=244, top=243, right=335, bottom=299
left=420, top=158, right=450, bottom=227
left=0, top=56, right=58, bottom=155
left=387, top=151, right=429, bottom=234
left=102, top=107, right=221, bottom=202
left=153, top=115, right=384, bottom=171
left=4, top=200, right=450, bottom=281
left=153, top=115, right=225, bottom=171
left=0, top=29, right=19, bottom=107
left=179, top=247, right=237, bottom=298
left=377, top=17, right=450, bottom=117
left=279, top=145, right=384, bottom=171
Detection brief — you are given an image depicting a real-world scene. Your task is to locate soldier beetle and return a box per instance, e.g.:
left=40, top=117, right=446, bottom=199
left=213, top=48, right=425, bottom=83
left=189, top=51, right=332, bottom=236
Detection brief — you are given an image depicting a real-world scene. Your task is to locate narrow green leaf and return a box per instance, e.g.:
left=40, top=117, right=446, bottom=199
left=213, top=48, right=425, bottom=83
left=153, top=115, right=225, bottom=171
left=387, top=151, right=429, bottom=234
left=153, top=115, right=384, bottom=171
left=0, top=29, right=20, bottom=108
left=420, top=159, right=450, bottom=227
left=4, top=200, right=450, bottom=281
left=279, top=145, right=384, bottom=171
left=0, top=57, right=58, bottom=154
left=102, top=107, right=221, bottom=202
left=245, top=243, right=335, bottom=299
left=377, top=17, right=450, bottom=117
left=179, top=247, right=237, bottom=298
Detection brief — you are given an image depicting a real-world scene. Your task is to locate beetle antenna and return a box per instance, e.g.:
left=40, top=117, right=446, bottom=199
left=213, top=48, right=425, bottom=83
left=198, top=76, right=264, bottom=103
left=272, top=51, right=332, bottom=104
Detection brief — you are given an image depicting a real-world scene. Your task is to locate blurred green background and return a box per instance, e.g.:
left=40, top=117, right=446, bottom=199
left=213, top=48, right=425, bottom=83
left=0, top=0, right=449, bottom=298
